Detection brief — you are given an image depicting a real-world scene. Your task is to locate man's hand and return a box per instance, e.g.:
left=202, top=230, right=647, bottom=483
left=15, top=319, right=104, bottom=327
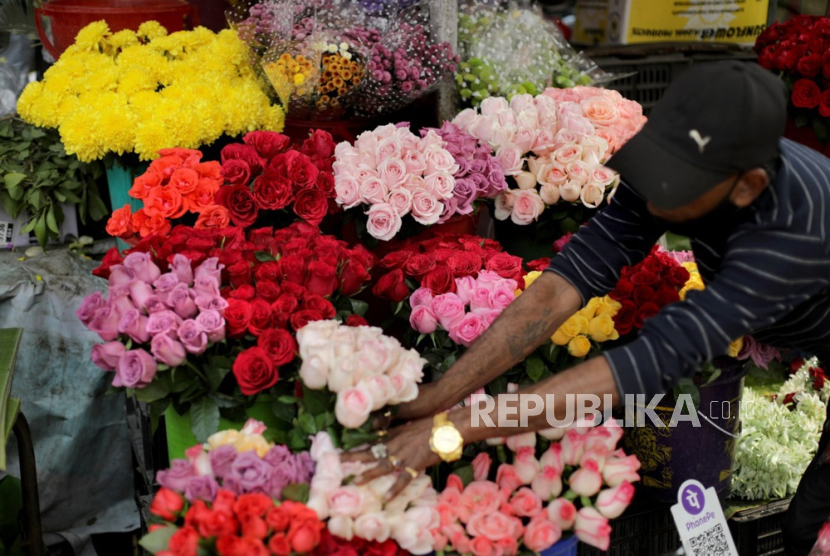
left=392, top=382, right=448, bottom=422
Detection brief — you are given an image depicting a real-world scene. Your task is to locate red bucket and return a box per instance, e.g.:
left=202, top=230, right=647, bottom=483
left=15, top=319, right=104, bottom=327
left=35, top=0, right=198, bottom=60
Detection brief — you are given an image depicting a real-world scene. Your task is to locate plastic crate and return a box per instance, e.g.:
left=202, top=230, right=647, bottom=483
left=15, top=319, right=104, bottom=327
left=591, top=50, right=758, bottom=113
left=728, top=498, right=791, bottom=556
left=577, top=502, right=681, bottom=556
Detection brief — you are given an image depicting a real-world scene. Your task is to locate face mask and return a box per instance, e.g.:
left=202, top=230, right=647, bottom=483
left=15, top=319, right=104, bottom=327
left=653, top=176, right=747, bottom=239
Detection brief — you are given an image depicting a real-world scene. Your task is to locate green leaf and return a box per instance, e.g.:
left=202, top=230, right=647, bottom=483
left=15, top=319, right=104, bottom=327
left=149, top=399, right=171, bottom=434
left=138, top=527, right=177, bottom=554
left=6, top=185, right=22, bottom=201
left=254, top=251, right=276, bottom=262
left=298, top=412, right=318, bottom=435
left=302, top=385, right=334, bottom=416
left=454, top=465, right=474, bottom=486
left=205, top=361, right=231, bottom=391
left=278, top=395, right=299, bottom=404
left=190, top=397, right=220, bottom=443
left=672, top=378, right=700, bottom=409
left=814, top=119, right=830, bottom=142
left=525, top=355, right=546, bottom=382
left=315, top=412, right=334, bottom=430
left=288, top=427, right=309, bottom=451
left=33, top=215, right=47, bottom=248
left=0, top=191, right=19, bottom=218
left=341, top=428, right=379, bottom=450
left=281, top=483, right=310, bottom=503
left=135, top=374, right=172, bottom=403
left=88, top=194, right=108, bottom=222
left=271, top=399, right=296, bottom=423
left=3, top=173, right=25, bottom=189
left=795, top=115, right=809, bottom=128
left=210, top=393, right=240, bottom=409
left=58, top=188, right=82, bottom=203
left=45, top=205, right=59, bottom=233
left=349, top=299, right=369, bottom=317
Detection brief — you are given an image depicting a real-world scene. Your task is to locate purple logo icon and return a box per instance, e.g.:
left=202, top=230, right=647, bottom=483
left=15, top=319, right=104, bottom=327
left=680, top=484, right=706, bottom=516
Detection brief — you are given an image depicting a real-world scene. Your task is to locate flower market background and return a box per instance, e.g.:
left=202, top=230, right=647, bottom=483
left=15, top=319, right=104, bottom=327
left=1, top=0, right=830, bottom=555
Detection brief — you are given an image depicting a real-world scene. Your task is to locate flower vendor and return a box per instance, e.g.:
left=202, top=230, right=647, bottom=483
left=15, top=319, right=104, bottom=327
left=348, top=61, right=830, bottom=556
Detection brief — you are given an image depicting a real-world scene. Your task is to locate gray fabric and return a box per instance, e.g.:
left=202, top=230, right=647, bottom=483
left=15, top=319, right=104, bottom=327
left=0, top=248, right=140, bottom=556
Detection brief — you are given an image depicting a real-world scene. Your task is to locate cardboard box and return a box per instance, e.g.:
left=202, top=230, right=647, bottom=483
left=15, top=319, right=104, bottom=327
left=572, top=0, right=609, bottom=46
left=604, top=0, right=771, bottom=45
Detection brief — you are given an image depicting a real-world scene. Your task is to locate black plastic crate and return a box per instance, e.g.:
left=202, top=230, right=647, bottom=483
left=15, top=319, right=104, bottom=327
left=577, top=501, right=681, bottom=556
left=728, top=498, right=791, bottom=556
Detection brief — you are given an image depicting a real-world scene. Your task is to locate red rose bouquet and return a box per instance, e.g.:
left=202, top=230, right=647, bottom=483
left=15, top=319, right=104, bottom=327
left=755, top=15, right=830, bottom=150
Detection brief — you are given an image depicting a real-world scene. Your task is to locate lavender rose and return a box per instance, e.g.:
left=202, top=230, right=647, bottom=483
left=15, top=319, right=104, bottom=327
left=113, top=349, right=157, bottom=388
left=224, top=451, right=273, bottom=495
left=185, top=475, right=219, bottom=503
left=195, top=310, right=226, bottom=343
left=146, top=310, right=182, bottom=336
left=76, top=292, right=105, bottom=326
left=123, top=252, right=161, bottom=284
left=168, top=283, right=198, bottom=319
left=170, top=254, right=194, bottom=286
left=209, top=445, right=238, bottom=480
left=178, top=319, right=208, bottom=355
left=118, top=309, right=150, bottom=344
left=157, top=459, right=196, bottom=492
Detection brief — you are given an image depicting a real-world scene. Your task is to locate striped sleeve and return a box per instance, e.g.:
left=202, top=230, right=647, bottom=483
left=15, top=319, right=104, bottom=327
left=604, top=227, right=830, bottom=398
left=545, top=182, right=665, bottom=303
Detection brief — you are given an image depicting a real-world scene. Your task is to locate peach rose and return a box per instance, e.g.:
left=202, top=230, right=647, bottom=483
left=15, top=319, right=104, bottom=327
left=531, top=129, right=557, bottom=156
left=510, top=189, right=545, bottom=225
left=496, top=144, right=524, bottom=176
left=513, top=447, right=540, bottom=485
left=575, top=507, right=611, bottom=551
left=537, top=161, right=568, bottom=188
left=493, top=191, right=515, bottom=221
left=459, top=481, right=503, bottom=519
left=569, top=460, right=603, bottom=497
left=514, top=170, right=537, bottom=190
left=496, top=464, right=523, bottom=497
left=523, top=516, right=562, bottom=553
left=580, top=183, right=606, bottom=209
left=546, top=498, right=577, bottom=530
left=596, top=481, right=635, bottom=519
left=602, top=455, right=641, bottom=487
left=194, top=205, right=230, bottom=229
left=354, top=513, right=391, bottom=543
left=334, top=384, right=374, bottom=429
left=553, top=145, right=583, bottom=166
left=466, top=511, right=513, bottom=542
left=508, top=487, right=542, bottom=517
left=540, top=183, right=561, bottom=205
left=472, top=453, right=492, bottom=482
left=581, top=96, right=620, bottom=126
left=559, top=181, right=582, bottom=203
left=365, top=203, right=402, bottom=241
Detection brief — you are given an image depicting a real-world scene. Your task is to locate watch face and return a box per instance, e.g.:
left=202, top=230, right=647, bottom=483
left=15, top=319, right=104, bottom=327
left=433, top=426, right=462, bottom=452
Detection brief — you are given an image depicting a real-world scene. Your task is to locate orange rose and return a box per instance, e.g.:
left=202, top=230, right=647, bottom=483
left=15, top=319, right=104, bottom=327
left=148, top=155, right=184, bottom=177
left=106, top=205, right=134, bottom=239
left=186, top=179, right=221, bottom=213
left=169, top=168, right=200, bottom=195
left=129, top=170, right=163, bottom=200
left=195, top=205, right=230, bottom=229
left=132, top=208, right=172, bottom=237
left=195, top=161, right=222, bottom=180
left=145, top=185, right=186, bottom=219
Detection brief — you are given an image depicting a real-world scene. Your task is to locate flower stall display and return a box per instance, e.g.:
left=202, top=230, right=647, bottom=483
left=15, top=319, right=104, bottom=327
left=755, top=15, right=830, bottom=154
left=0, top=115, right=107, bottom=248
left=17, top=21, right=285, bottom=162
left=777, top=357, right=830, bottom=406
left=455, top=2, right=608, bottom=108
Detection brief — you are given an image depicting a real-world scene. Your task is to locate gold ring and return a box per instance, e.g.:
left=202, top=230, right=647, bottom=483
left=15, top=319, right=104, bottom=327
left=388, top=455, right=402, bottom=468
left=384, top=411, right=392, bottom=418
left=376, top=430, right=387, bottom=438
left=404, top=467, right=418, bottom=479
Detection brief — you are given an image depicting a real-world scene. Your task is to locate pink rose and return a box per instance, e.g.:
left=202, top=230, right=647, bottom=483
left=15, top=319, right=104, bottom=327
left=488, top=284, right=516, bottom=311
left=449, top=312, right=486, bottom=347
left=113, top=348, right=157, bottom=388
left=569, top=459, right=603, bottom=497
left=432, top=293, right=466, bottom=331
left=411, top=190, right=444, bottom=225
left=107, top=265, right=136, bottom=288
left=355, top=166, right=379, bottom=186
left=469, top=287, right=492, bottom=313
left=410, top=287, right=434, bottom=308
left=335, top=384, right=374, bottom=429
left=594, top=127, right=621, bottom=155
left=194, top=257, right=222, bottom=285
left=459, top=481, right=503, bottom=520
left=559, top=181, right=582, bottom=203
left=481, top=96, right=509, bottom=116
left=562, top=430, right=587, bottom=466
left=505, top=431, right=536, bottom=452
left=539, top=427, right=566, bottom=441
left=596, top=481, right=635, bottom=519
left=575, top=507, right=611, bottom=551
left=336, top=175, right=361, bottom=209
left=178, top=319, right=208, bottom=355
left=509, top=93, right=535, bottom=113
left=77, top=291, right=106, bottom=326
left=469, top=116, right=496, bottom=144
left=466, top=511, right=513, bottom=542
left=537, top=161, right=568, bottom=188
left=531, top=465, right=563, bottom=501
left=603, top=455, right=641, bottom=487
left=553, top=129, right=580, bottom=151
left=509, top=487, right=542, bottom=517
left=364, top=376, right=394, bottom=410
left=403, top=150, right=427, bottom=175
left=553, top=145, right=583, bottom=166
left=328, top=486, right=364, bottom=517
left=387, top=187, right=413, bottom=216
left=195, top=310, right=225, bottom=343
left=479, top=308, right=501, bottom=330
left=91, top=341, right=126, bottom=371
left=378, top=158, right=408, bottom=190
left=496, top=464, right=523, bottom=496
left=123, top=252, right=161, bottom=284
left=88, top=305, right=122, bottom=342
left=531, top=129, right=556, bottom=156
left=513, top=447, right=540, bottom=485
left=128, top=280, right=155, bottom=311
left=581, top=96, right=620, bottom=126
left=453, top=108, right=478, bottom=130
left=514, top=127, right=537, bottom=154
left=546, top=498, right=577, bottom=530
left=493, top=191, right=515, bottom=221
left=540, top=183, right=560, bottom=205
left=510, top=189, right=545, bottom=225
left=146, top=310, right=182, bottom=337
left=354, top=513, right=391, bottom=543
left=168, top=283, right=198, bottom=319
left=410, top=305, right=438, bottom=334
left=360, top=177, right=389, bottom=205
left=472, top=453, right=492, bottom=481
left=454, top=276, right=477, bottom=305
left=118, top=309, right=150, bottom=344
left=591, top=166, right=618, bottom=187
left=581, top=183, right=605, bottom=209
left=523, top=516, right=562, bottom=553
left=424, top=146, right=459, bottom=176
left=423, top=171, right=455, bottom=200
left=151, top=333, right=187, bottom=367
left=376, top=136, right=403, bottom=161
left=169, top=254, right=193, bottom=286
left=152, top=272, right=179, bottom=298
left=396, top=507, right=440, bottom=554
left=566, top=161, right=590, bottom=186
left=366, top=203, right=402, bottom=241
left=540, top=443, right=564, bottom=471
left=496, top=145, right=524, bottom=176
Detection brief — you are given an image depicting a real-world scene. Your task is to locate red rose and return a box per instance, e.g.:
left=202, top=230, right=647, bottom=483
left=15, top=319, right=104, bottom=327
left=197, top=509, right=238, bottom=538
left=301, top=129, right=336, bottom=159
left=421, top=266, right=456, bottom=295
left=240, top=515, right=269, bottom=540
left=294, top=189, right=329, bottom=226
left=268, top=534, right=292, bottom=556
left=149, top=487, right=184, bottom=521
left=613, top=300, right=638, bottom=336
left=255, top=261, right=281, bottom=283
left=346, top=314, right=368, bottom=327
left=404, top=254, right=437, bottom=277
left=820, top=90, right=830, bottom=118
left=629, top=269, right=659, bottom=287
left=485, top=252, right=524, bottom=283
left=306, top=260, right=339, bottom=297
left=215, top=184, right=259, bottom=228
left=446, top=252, right=482, bottom=278
left=92, top=247, right=124, bottom=279
left=339, top=259, right=371, bottom=296
left=249, top=227, right=273, bottom=248
left=303, top=294, right=336, bottom=319
left=792, top=78, right=821, bottom=109
left=655, top=285, right=680, bottom=306
left=225, top=299, right=252, bottom=338
left=281, top=254, right=308, bottom=285
left=798, top=53, right=823, bottom=78
left=243, top=131, right=290, bottom=160
left=776, top=46, right=802, bottom=72
left=526, top=257, right=551, bottom=272
left=373, top=269, right=411, bottom=301
left=233, top=493, right=273, bottom=520
left=431, top=248, right=456, bottom=263
left=266, top=507, right=291, bottom=533
left=290, top=309, right=325, bottom=331
left=316, top=171, right=335, bottom=195
left=281, top=282, right=307, bottom=297
left=379, top=251, right=413, bottom=270
left=253, top=173, right=294, bottom=210
left=635, top=302, right=661, bottom=328
left=256, top=280, right=282, bottom=303
left=168, top=527, right=199, bottom=556
left=257, top=328, right=296, bottom=366
left=790, top=358, right=805, bottom=374
left=227, top=260, right=253, bottom=289
left=664, top=266, right=690, bottom=288
left=233, top=346, right=278, bottom=395
left=221, top=143, right=265, bottom=175
left=229, top=284, right=257, bottom=301
left=632, top=285, right=656, bottom=306
left=248, top=298, right=273, bottom=336
left=271, top=294, right=300, bottom=315
left=287, top=153, right=319, bottom=189
left=349, top=245, right=376, bottom=269
left=222, top=159, right=252, bottom=186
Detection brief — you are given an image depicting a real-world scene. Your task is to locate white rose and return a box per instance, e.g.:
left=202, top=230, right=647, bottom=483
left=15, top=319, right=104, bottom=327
left=335, top=384, right=374, bottom=429
left=580, top=183, right=606, bottom=209
left=515, top=171, right=537, bottom=190
left=494, top=190, right=515, bottom=221
left=299, top=355, right=330, bottom=390
left=481, top=96, right=509, bottom=116
left=328, top=515, right=355, bottom=541
left=354, top=513, right=392, bottom=543
left=560, top=180, right=582, bottom=203
left=540, top=183, right=561, bottom=205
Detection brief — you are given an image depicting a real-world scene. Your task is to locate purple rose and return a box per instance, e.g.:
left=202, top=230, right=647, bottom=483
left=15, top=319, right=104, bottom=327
left=118, top=308, right=150, bottom=343
left=193, top=274, right=220, bottom=298
left=145, top=296, right=170, bottom=314
left=76, top=292, right=105, bottom=326
left=112, top=348, right=157, bottom=388
left=487, top=169, right=508, bottom=196
left=129, top=280, right=155, bottom=311
left=109, top=286, right=136, bottom=316
left=153, top=272, right=180, bottom=299
left=168, top=284, right=198, bottom=319
left=151, top=333, right=187, bottom=367
left=267, top=462, right=296, bottom=499
left=146, top=310, right=182, bottom=336
left=454, top=157, right=470, bottom=178
left=108, top=265, right=136, bottom=288
left=469, top=173, right=489, bottom=196
left=171, top=254, right=194, bottom=286
left=91, top=341, right=126, bottom=371
left=224, top=451, right=272, bottom=495
left=157, top=459, right=196, bottom=493
left=468, top=159, right=487, bottom=176
left=437, top=196, right=459, bottom=225
left=123, top=252, right=161, bottom=284
left=178, top=319, right=208, bottom=355
left=194, top=258, right=223, bottom=286
left=88, top=305, right=121, bottom=342
left=195, top=295, right=229, bottom=313
left=209, top=445, right=238, bottom=479
left=185, top=475, right=219, bottom=503
left=452, top=178, right=477, bottom=214
left=263, top=445, right=292, bottom=467
left=195, top=310, right=225, bottom=343
left=296, top=452, right=315, bottom=481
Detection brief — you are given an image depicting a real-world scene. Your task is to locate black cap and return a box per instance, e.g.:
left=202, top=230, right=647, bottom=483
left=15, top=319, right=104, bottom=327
left=605, top=61, right=788, bottom=210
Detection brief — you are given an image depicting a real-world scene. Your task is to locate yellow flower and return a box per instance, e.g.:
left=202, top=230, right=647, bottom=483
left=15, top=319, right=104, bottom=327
left=106, top=29, right=138, bottom=51
left=568, top=335, right=592, bottom=358
left=552, top=314, right=589, bottom=345
left=578, top=297, right=602, bottom=321
left=588, top=314, right=620, bottom=343
left=595, top=295, right=622, bottom=317
left=73, top=20, right=110, bottom=51
left=234, top=433, right=272, bottom=458
left=207, top=429, right=239, bottom=450
left=680, top=276, right=705, bottom=300
left=137, top=21, right=168, bottom=41
left=728, top=337, right=744, bottom=358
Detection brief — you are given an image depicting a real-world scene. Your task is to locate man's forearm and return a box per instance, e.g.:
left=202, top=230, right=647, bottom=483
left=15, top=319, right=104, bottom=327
left=434, top=271, right=583, bottom=411
left=451, top=355, right=621, bottom=443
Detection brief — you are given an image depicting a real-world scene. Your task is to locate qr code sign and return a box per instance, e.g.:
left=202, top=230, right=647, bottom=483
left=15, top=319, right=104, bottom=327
left=689, top=524, right=730, bottom=556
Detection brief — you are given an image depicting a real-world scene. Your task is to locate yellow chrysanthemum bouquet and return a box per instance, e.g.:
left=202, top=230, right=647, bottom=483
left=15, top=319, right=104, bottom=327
left=17, top=21, right=285, bottom=162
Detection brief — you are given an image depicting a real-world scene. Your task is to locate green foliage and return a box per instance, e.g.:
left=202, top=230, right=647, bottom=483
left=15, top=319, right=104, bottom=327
left=0, top=115, right=105, bottom=248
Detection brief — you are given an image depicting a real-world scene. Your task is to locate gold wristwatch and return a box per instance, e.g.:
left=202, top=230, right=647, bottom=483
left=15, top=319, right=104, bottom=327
left=429, top=412, right=463, bottom=462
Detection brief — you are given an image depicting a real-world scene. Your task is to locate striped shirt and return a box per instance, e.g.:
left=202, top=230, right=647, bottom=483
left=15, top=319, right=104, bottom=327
left=547, top=138, right=830, bottom=398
